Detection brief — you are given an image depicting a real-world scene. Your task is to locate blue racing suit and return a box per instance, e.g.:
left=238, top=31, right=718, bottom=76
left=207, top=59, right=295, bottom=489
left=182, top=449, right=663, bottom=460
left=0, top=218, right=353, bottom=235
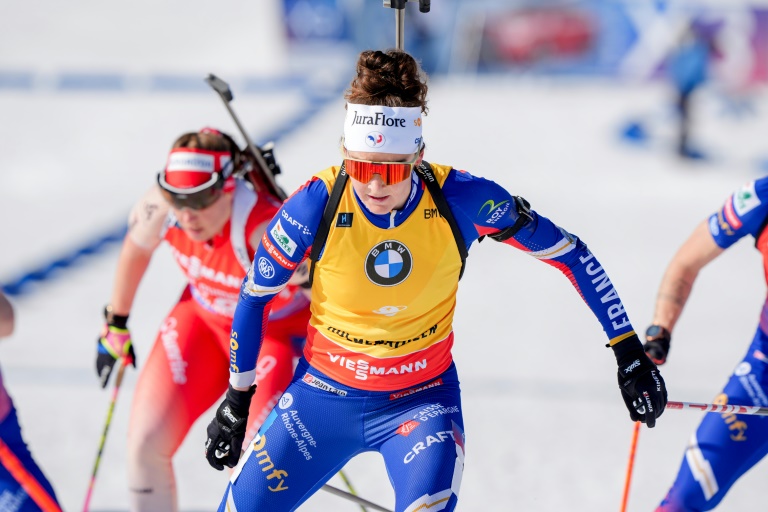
left=659, top=176, right=768, bottom=511
left=220, top=164, right=641, bottom=511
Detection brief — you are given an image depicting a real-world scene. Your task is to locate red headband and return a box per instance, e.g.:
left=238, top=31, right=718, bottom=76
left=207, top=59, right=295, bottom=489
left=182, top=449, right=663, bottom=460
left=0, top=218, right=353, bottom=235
left=164, top=148, right=232, bottom=188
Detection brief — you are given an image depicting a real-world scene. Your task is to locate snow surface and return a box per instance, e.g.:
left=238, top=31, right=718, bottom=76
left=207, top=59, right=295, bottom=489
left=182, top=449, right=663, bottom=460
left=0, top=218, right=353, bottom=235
left=2, top=1, right=768, bottom=510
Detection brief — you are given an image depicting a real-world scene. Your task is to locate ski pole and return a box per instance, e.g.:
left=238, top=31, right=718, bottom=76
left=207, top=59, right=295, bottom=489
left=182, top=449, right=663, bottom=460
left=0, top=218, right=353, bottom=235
left=620, top=421, right=641, bottom=512
left=667, top=400, right=768, bottom=416
left=338, top=468, right=369, bottom=512
left=383, top=0, right=430, bottom=51
left=204, top=73, right=286, bottom=200
left=394, top=0, right=406, bottom=50
left=322, top=483, right=392, bottom=512
left=82, top=361, right=127, bottom=512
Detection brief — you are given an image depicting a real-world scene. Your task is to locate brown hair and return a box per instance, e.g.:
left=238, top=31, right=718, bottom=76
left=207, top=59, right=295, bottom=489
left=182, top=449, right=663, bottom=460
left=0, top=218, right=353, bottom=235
left=345, top=49, right=428, bottom=114
left=171, top=129, right=233, bottom=153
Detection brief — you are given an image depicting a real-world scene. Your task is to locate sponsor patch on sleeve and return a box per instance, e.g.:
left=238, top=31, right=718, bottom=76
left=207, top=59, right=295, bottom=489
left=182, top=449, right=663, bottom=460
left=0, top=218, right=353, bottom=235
left=708, top=214, right=720, bottom=237
left=261, top=233, right=297, bottom=270
left=270, top=219, right=297, bottom=257
left=733, top=182, right=760, bottom=216
left=723, top=198, right=743, bottom=230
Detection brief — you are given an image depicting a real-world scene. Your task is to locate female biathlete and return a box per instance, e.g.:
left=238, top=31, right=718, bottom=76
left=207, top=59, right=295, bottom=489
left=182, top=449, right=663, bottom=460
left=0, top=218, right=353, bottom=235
left=96, top=128, right=310, bottom=511
left=644, top=175, right=768, bottom=510
left=204, top=50, right=668, bottom=511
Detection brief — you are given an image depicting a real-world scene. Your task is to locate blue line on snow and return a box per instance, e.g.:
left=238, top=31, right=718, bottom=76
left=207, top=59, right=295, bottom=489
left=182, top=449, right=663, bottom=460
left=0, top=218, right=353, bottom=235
left=0, top=70, right=310, bottom=94
left=1, top=226, right=128, bottom=296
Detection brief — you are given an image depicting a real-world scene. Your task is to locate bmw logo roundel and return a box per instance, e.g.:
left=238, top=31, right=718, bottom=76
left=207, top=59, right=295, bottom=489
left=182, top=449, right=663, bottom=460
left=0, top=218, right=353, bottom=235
left=365, top=240, right=412, bottom=286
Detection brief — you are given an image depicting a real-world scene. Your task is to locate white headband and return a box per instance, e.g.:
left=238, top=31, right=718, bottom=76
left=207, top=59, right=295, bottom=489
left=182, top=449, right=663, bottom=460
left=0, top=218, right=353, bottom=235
left=343, top=103, right=423, bottom=155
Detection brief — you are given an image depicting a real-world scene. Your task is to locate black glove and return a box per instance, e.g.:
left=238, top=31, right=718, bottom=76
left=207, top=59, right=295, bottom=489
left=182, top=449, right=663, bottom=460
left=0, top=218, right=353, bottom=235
left=205, top=384, right=257, bottom=471
left=612, top=334, right=668, bottom=428
left=96, top=306, right=136, bottom=388
left=644, top=324, right=671, bottom=365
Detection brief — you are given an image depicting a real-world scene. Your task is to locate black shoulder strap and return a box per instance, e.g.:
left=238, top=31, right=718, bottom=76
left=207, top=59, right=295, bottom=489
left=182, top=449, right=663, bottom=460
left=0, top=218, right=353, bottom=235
left=308, top=161, right=469, bottom=285
left=308, top=164, right=349, bottom=286
left=417, top=161, right=468, bottom=279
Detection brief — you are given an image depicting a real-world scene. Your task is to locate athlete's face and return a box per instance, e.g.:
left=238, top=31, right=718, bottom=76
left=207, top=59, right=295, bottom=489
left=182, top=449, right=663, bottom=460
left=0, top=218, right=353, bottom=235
left=347, top=150, right=417, bottom=215
left=170, top=191, right=233, bottom=242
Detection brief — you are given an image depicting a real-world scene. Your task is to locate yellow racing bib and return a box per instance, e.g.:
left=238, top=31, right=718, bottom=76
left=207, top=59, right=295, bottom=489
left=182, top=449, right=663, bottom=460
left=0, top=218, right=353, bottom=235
left=304, top=164, right=462, bottom=390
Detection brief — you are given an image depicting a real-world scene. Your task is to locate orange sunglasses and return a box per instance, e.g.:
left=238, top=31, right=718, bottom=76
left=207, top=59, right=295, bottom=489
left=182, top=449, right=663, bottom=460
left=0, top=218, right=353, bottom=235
left=342, top=150, right=422, bottom=186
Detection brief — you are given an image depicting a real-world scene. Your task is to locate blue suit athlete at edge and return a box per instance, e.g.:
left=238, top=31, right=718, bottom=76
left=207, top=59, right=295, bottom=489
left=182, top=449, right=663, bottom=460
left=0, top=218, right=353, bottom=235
left=203, top=48, right=668, bottom=512
left=646, top=176, right=768, bottom=511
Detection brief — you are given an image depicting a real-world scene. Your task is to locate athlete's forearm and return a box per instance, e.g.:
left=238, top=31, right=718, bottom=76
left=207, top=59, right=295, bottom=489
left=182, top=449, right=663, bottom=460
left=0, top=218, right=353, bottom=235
left=109, top=237, right=153, bottom=315
left=561, top=243, right=636, bottom=343
left=228, top=292, right=274, bottom=389
left=225, top=181, right=319, bottom=389
left=652, top=264, right=696, bottom=332
left=652, top=221, right=723, bottom=332
left=507, top=211, right=636, bottom=342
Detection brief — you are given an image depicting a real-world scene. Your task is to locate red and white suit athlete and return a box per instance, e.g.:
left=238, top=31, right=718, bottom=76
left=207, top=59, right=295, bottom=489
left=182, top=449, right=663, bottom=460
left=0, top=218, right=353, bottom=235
left=122, top=179, right=309, bottom=510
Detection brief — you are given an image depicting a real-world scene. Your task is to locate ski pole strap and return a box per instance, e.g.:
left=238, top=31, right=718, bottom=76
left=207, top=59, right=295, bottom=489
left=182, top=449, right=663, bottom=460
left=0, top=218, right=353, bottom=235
left=416, top=161, right=467, bottom=279
left=668, top=400, right=768, bottom=416
left=308, top=164, right=350, bottom=286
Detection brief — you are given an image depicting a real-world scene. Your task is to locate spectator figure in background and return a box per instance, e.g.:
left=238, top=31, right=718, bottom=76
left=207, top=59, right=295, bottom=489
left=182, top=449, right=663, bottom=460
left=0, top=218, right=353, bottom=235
left=204, top=48, right=667, bottom=511
left=0, top=291, right=62, bottom=511
left=667, top=20, right=718, bottom=160
left=96, top=128, right=310, bottom=511
left=645, top=176, right=768, bottom=510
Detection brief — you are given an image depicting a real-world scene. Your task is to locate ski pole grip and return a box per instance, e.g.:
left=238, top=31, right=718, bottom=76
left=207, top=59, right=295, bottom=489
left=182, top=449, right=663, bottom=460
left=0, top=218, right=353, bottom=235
left=205, top=74, right=233, bottom=102
left=384, top=0, right=407, bottom=8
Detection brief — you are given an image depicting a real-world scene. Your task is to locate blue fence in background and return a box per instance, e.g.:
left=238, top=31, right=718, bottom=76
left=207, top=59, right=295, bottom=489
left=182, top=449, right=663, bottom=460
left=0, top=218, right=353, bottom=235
left=0, top=72, right=310, bottom=93
left=280, top=0, right=768, bottom=82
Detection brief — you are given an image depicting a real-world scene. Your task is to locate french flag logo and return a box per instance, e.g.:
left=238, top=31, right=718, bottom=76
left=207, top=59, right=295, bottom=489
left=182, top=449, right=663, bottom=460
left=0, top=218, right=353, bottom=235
left=365, top=131, right=386, bottom=148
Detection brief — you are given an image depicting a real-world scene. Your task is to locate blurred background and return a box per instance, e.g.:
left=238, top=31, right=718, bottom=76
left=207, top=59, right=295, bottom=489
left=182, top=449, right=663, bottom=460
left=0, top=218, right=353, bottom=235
left=1, top=0, right=768, bottom=510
